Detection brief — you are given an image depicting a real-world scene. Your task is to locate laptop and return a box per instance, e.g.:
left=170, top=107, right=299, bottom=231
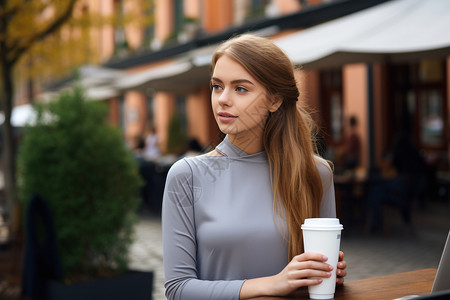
left=395, top=230, right=450, bottom=300
left=430, top=230, right=450, bottom=294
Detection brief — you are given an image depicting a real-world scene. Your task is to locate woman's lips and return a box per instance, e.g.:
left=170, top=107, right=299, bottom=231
left=217, top=112, right=237, bottom=123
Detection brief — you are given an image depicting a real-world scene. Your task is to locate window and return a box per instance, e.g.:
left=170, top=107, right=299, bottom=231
left=118, top=94, right=126, bottom=131
left=320, top=69, right=343, bottom=145
left=113, top=0, right=127, bottom=53
left=176, top=95, right=187, bottom=132
left=247, top=0, right=270, bottom=19
left=389, top=59, right=447, bottom=150
left=147, top=95, right=155, bottom=125
left=420, top=89, right=444, bottom=147
left=143, top=0, right=155, bottom=48
left=330, top=92, right=343, bottom=141
left=174, top=0, right=183, bottom=37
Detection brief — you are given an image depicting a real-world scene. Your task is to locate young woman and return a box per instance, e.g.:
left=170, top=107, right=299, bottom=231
left=162, top=34, right=347, bottom=300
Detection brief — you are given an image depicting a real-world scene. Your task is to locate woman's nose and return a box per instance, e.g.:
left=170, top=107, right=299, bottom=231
left=217, top=88, right=232, bottom=106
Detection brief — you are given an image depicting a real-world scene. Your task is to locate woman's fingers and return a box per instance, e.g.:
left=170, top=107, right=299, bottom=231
left=337, top=260, right=347, bottom=271
left=288, top=269, right=332, bottom=280
left=287, top=253, right=334, bottom=279
left=336, top=251, right=347, bottom=285
left=297, top=251, right=347, bottom=285
left=336, top=267, right=347, bottom=278
left=296, top=260, right=333, bottom=271
left=293, top=252, right=328, bottom=263
left=287, top=252, right=348, bottom=288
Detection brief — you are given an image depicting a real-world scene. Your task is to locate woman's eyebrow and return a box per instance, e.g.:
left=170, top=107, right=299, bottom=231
left=211, top=77, right=254, bottom=86
left=231, top=79, right=254, bottom=86
left=211, top=77, right=223, bottom=83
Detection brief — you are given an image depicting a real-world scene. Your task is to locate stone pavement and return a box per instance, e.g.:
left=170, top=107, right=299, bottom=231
left=128, top=214, right=166, bottom=300
left=129, top=202, right=450, bottom=300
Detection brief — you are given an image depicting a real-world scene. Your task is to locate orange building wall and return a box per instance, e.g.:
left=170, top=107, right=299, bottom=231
left=154, top=92, right=175, bottom=153
left=203, top=0, right=233, bottom=33
left=107, top=98, right=120, bottom=126
left=184, top=0, right=200, bottom=17
left=343, top=64, right=368, bottom=170
left=274, top=0, right=301, bottom=14
left=124, top=91, right=147, bottom=143
left=98, top=0, right=115, bottom=62
left=155, top=0, right=174, bottom=43
left=124, top=1, right=144, bottom=49
left=296, top=69, right=322, bottom=126
left=186, top=86, right=213, bottom=147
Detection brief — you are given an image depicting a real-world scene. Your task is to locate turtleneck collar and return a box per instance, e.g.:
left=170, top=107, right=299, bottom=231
left=215, top=135, right=267, bottom=162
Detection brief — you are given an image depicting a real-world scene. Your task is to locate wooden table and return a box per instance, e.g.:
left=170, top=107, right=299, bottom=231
left=251, top=268, right=436, bottom=299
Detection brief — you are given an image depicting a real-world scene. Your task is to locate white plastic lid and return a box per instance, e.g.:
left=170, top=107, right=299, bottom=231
left=301, top=218, right=343, bottom=230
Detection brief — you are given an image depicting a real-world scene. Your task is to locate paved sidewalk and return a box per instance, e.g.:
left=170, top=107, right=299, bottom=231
left=130, top=202, right=450, bottom=300
left=128, top=214, right=165, bottom=300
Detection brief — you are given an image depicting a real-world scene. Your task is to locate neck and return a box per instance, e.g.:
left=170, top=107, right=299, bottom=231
left=228, top=134, right=264, bottom=154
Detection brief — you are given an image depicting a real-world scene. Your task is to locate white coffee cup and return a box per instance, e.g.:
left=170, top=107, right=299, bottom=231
left=301, top=218, right=343, bottom=299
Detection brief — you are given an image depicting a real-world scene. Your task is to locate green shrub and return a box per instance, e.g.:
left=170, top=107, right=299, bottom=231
left=166, top=114, right=188, bottom=155
left=17, top=87, right=143, bottom=280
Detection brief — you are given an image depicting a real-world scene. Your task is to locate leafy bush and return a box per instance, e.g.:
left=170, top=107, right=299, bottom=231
left=17, top=87, right=142, bottom=280
left=166, top=114, right=188, bottom=155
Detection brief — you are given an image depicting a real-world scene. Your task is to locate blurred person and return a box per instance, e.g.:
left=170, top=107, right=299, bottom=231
left=162, top=34, right=347, bottom=300
left=366, top=129, right=427, bottom=233
left=343, top=115, right=361, bottom=171
left=182, top=138, right=204, bottom=158
left=143, top=125, right=161, bottom=160
left=334, top=116, right=362, bottom=230
left=131, top=134, right=145, bottom=159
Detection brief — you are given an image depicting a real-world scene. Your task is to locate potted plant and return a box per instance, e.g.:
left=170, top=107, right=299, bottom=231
left=17, top=87, right=153, bottom=299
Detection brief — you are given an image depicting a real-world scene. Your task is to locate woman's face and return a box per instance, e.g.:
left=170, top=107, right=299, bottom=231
left=211, top=55, right=276, bottom=153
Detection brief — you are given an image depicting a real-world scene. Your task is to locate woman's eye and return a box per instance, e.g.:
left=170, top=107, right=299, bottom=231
left=211, top=84, right=222, bottom=91
left=236, top=86, right=248, bottom=92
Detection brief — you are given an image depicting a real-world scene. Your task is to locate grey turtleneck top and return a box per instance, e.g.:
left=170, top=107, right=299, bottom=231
left=162, top=136, right=336, bottom=300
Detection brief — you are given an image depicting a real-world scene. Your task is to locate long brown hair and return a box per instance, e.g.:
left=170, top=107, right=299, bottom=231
left=212, top=34, right=327, bottom=260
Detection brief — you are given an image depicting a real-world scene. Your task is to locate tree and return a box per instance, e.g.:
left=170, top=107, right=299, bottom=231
left=1, top=0, right=153, bottom=240
left=0, top=0, right=79, bottom=239
left=18, top=87, right=142, bottom=280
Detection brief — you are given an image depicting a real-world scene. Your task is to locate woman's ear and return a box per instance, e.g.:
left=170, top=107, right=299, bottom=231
left=268, top=96, right=283, bottom=113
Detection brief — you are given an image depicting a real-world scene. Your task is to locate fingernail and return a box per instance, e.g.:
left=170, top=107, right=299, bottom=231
left=322, top=255, right=328, bottom=261
left=329, top=265, right=333, bottom=270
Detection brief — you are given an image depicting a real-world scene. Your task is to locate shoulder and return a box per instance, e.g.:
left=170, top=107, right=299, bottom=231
left=167, top=155, right=221, bottom=179
left=314, top=155, right=332, bottom=175
left=314, top=155, right=334, bottom=187
left=166, top=158, right=195, bottom=184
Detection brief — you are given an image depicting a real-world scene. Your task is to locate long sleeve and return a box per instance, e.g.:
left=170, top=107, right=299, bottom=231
left=162, top=159, right=245, bottom=300
left=162, top=140, right=337, bottom=300
left=316, top=157, right=337, bottom=218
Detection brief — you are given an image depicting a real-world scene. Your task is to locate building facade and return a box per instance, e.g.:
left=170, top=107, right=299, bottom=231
left=16, top=0, right=449, bottom=177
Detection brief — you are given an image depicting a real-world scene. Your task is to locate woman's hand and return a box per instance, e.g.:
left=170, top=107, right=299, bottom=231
left=336, top=251, right=347, bottom=285
left=240, top=252, right=346, bottom=299
left=269, top=252, right=333, bottom=296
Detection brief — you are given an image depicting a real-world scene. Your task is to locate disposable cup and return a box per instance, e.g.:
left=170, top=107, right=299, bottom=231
left=301, top=218, right=343, bottom=299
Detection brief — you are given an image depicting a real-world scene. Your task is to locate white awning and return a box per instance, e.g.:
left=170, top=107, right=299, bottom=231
left=84, top=86, right=120, bottom=101
left=115, top=44, right=217, bottom=94
left=275, top=0, right=450, bottom=69
left=77, top=65, right=125, bottom=87
left=115, top=60, right=192, bottom=91
left=0, top=104, right=37, bottom=127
